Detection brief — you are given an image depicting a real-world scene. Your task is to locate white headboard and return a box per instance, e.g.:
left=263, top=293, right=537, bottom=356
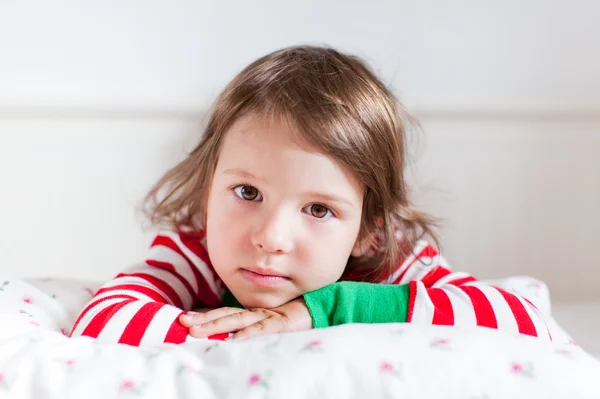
left=1, top=1, right=599, bottom=302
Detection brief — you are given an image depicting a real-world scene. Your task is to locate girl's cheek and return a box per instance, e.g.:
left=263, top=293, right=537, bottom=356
left=303, top=215, right=342, bottom=239
left=304, top=218, right=358, bottom=262
left=221, top=202, right=257, bottom=236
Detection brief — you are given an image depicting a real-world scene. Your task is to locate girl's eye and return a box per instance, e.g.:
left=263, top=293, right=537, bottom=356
left=304, top=203, right=333, bottom=219
left=233, top=185, right=263, bottom=201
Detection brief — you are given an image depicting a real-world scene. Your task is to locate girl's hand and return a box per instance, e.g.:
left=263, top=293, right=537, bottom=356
left=179, top=298, right=313, bottom=340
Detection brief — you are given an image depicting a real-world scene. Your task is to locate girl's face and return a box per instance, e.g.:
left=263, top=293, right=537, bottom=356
left=206, top=114, right=365, bottom=309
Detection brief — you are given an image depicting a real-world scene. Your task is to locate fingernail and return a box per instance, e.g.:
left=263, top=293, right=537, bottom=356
left=181, top=314, right=193, bottom=323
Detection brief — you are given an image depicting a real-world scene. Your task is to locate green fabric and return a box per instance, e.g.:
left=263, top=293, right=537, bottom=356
left=221, top=282, right=410, bottom=329
left=303, top=281, right=410, bottom=328
left=222, top=289, right=244, bottom=309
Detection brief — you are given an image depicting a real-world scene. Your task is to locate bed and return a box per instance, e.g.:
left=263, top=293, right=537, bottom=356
left=0, top=274, right=598, bottom=398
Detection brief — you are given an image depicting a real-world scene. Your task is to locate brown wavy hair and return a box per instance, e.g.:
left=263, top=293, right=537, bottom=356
left=144, top=45, right=438, bottom=282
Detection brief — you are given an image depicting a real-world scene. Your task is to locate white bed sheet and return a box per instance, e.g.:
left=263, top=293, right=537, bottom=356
left=0, top=275, right=598, bottom=399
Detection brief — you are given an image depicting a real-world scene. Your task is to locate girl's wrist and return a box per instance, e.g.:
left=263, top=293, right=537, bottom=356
left=275, top=297, right=313, bottom=331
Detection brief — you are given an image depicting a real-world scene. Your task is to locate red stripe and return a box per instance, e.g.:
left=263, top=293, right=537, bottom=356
left=391, top=258, right=417, bottom=285
left=178, top=232, right=223, bottom=306
left=118, top=302, right=165, bottom=346
left=392, top=267, right=409, bottom=285
left=521, top=297, right=540, bottom=312
left=178, top=231, right=215, bottom=273
left=95, top=284, right=169, bottom=303
left=207, top=333, right=229, bottom=341
left=447, top=276, right=478, bottom=286
left=193, top=276, right=221, bottom=307
left=71, top=294, right=134, bottom=334
left=458, top=286, right=498, bottom=329
left=151, top=235, right=198, bottom=271
left=522, top=297, right=552, bottom=340
left=391, top=245, right=436, bottom=285
left=164, top=314, right=189, bottom=344
left=80, top=299, right=136, bottom=338
left=152, top=234, right=221, bottom=307
left=417, top=244, right=439, bottom=259
left=117, top=273, right=184, bottom=309
left=497, top=288, right=538, bottom=337
left=420, top=266, right=451, bottom=288
left=406, top=281, right=418, bottom=322
left=428, top=288, right=455, bottom=325
left=145, top=259, right=197, bottom=304
left=145, top=259, right=176, bottom=270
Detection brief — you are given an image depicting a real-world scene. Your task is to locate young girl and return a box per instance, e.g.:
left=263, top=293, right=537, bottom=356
left=70, top=45, right=553, bottom=346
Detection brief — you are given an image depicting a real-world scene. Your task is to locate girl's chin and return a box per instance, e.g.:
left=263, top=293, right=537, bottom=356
left=235, top=291, right=297, bottom=310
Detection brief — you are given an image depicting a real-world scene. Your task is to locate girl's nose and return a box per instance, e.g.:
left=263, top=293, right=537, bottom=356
left=251, top=210, right=293, bottom=254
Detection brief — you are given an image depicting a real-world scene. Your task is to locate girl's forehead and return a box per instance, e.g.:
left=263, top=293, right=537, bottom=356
left=225, top=113, right=307, bottom=145
left=221, top=113, right=323, bottom=159
left=217, top=114, right=364, bottom=199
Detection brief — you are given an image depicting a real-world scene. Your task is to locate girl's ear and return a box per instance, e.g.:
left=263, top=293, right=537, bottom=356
left=351, top=217, right=384, bottom=257
left=351, top=237, right=372, bottom=257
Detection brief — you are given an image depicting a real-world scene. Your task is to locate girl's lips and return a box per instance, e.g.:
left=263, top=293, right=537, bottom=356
left=243, top=266, right=287, bottom=278
left=240, top=268, right=290, bottom=287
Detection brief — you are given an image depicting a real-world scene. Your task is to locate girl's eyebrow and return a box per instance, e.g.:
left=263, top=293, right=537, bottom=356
left=223, top=168, right=269, bottom=184
left=303, top=191, right=355, bottom=208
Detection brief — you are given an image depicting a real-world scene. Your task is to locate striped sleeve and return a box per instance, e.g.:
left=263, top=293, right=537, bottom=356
left=69, top=229, right=227, bottom=346
left=384, top=241, right=553, bottom=341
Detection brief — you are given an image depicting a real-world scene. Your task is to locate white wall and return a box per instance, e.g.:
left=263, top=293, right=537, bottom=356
left=0, top=1, right=599, bottom=301
left=1, top=1, right=599, bottom=111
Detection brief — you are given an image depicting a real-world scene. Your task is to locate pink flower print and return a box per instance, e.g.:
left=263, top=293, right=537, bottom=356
left=22, top=297, right=33, bottom=304
left=301, top=340, right=323, bottom=352
left=0, top=281, right=9, bottom=291
left=60, top=328, right=70, bottom=336
left=380, top=361, right=394, bottom=373
left=64, top=359, right=76, bottom=366
left=248, top=373, right=261, bottom=385
left=0, top=372, right=8, bottom=391
left=510, top=362, right=535, bottom=378
left=379, top=361, right=403, bottom=379
left=430, top=338, right=451, bottom=349
left=29, top=321, right=40, bottom=327
left=525, top=281, right=542, bottom=296
left=247, top=371, right=272, bottom=390
left=511, top=363, right=523, bottom=373
left=119, top=380, right=136, bottom=392
left=306, top=340, right=321, bottom=349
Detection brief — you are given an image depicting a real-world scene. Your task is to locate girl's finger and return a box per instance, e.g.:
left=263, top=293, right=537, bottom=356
left=189, top=310, right=268, bottom=338
left=231, top=317, right=288, bottom=340
left=179, top=307, right=244, bottom=327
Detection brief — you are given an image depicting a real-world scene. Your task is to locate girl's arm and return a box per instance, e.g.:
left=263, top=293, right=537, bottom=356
left=303, top=241, right=553, bottom=341
left=70, top=229, right=225, bottom=346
